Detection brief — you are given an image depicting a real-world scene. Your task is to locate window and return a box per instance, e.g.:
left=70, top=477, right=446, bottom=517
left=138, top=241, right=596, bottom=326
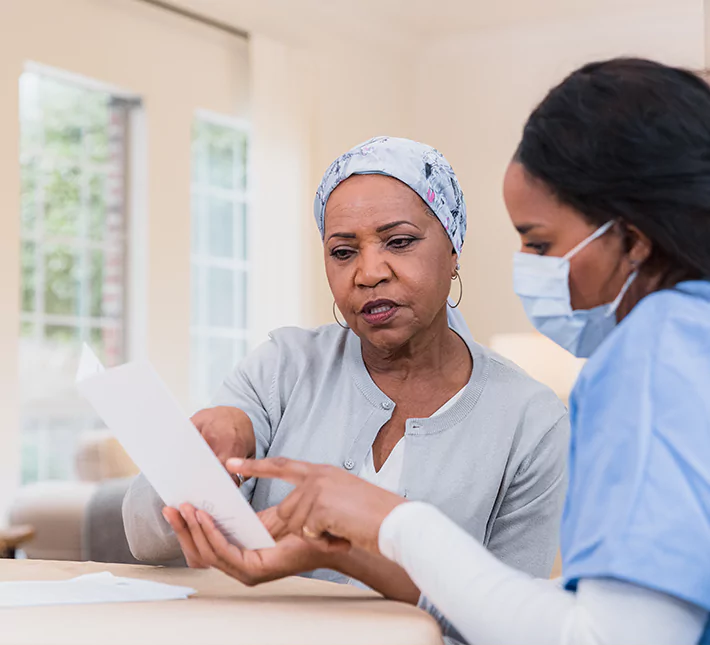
left=190, top=116, right=250, bottom=410
left=19, top=70, right=136, bottom=483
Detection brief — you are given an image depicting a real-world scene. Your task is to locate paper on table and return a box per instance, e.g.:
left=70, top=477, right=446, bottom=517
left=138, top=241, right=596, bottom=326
left=0, top=572, right=195, bottom=608
left=76, top=344, right=275, bottom=550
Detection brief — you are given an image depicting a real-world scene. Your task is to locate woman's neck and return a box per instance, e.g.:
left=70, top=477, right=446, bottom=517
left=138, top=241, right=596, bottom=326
left=360, top=308, right=468, bottom=382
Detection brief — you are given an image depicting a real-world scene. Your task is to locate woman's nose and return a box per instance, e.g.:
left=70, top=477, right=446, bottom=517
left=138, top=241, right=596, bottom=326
left=354, top=249, right=392, bottom=288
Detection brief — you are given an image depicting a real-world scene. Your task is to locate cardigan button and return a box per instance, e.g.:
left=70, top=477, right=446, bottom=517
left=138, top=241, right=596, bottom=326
left=381, top=401, right=393, bottom=410
left=343, top=459, right=355, bottom=470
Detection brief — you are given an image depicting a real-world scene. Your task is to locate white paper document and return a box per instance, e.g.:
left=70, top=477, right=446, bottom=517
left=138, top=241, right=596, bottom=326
left=76, top=344, right=275, bottom=550
left=0, top=572, right=195, bottom=608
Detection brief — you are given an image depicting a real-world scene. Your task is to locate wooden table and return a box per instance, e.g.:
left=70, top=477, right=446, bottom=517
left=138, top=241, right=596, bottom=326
left=0, top=526, right=35, bottom=559
left=0, top=560, right=442, bottom=645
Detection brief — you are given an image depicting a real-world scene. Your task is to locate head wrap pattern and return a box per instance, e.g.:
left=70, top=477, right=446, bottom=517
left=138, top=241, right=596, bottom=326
left=314, top=136, right=467, bottom=255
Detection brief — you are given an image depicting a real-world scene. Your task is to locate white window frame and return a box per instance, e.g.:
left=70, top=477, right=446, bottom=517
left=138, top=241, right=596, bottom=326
left=20, top=62, right=145, bottom=355
left=18, top=63, right=145, bottom=483
left=189, top=109, right=253, bottom=410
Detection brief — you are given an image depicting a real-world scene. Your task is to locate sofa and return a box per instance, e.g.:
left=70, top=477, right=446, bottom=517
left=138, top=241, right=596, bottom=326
left=9, top=430, right=180, bottom=565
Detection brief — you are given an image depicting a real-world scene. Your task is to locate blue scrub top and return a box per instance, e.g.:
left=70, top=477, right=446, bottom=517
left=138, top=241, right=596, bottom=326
left=562, top=280, right=710, bottom=640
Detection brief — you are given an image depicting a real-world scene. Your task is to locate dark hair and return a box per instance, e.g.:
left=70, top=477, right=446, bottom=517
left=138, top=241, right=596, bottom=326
left=516, top=57, right=710, bottom=287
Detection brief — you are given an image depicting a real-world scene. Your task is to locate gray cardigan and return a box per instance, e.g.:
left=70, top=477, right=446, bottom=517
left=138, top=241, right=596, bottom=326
left=123, top=318, right=569, bottom=585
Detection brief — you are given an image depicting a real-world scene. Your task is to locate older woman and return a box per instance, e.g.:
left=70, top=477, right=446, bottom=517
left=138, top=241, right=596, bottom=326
left=122, top=137, right=568, bottom=601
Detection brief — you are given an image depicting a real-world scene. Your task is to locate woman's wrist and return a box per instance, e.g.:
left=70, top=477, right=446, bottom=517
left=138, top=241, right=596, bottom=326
left=326, top=546, right=421, bottom=604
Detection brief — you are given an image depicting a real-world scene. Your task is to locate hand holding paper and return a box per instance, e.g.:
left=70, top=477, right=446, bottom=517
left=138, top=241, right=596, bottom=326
left=76, top=345, right=274, bottom=550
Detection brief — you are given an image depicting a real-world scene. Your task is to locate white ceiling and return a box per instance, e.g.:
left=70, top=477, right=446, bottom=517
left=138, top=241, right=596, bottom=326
left=162, top=0, right=689, bottom=48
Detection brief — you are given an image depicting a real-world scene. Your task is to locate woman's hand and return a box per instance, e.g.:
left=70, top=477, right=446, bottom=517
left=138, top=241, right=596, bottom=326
left=191, top=407, right=256, bottom=479
left=227, top=457, right=407, bottom=555
left=162, top=504, right=343, bottom=583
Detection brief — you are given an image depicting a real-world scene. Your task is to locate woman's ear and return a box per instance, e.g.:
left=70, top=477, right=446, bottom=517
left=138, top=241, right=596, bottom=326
left=451, top=247, right=459, bottom=275
left=624, top=223, right=653, bottom=268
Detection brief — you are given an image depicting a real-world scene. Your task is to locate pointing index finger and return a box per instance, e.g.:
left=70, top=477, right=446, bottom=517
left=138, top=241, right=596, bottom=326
left=226, top=457, right=314, bottom=485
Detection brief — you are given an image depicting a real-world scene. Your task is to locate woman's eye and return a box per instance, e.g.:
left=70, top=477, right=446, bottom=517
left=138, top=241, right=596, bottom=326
left=525, top=242, right=550, bottom=255
left=388, top=237, right=417, bottom=250
left=330, top=248, right=354, bottom=261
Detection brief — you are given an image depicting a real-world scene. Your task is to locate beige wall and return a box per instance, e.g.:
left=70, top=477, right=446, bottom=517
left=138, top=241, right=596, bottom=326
left=0, top=0, right=249, bottom=519
left=412, top=6, right=705, bottom=345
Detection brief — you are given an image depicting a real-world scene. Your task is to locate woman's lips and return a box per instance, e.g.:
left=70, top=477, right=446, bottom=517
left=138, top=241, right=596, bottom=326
left=360, top=300, right=399, bottom=326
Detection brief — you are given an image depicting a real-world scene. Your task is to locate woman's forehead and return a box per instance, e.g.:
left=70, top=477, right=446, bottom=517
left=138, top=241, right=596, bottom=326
left=328, top=174, right=419, bottom=205
left=324, top=175, right=430, bottom=232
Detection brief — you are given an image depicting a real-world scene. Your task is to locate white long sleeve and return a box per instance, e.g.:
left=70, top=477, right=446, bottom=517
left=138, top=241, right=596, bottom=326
left=379, top=502, right=707, bottom=645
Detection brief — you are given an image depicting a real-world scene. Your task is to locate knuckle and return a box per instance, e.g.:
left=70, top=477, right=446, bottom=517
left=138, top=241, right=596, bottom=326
left=320, top=465, right=338, bottom=479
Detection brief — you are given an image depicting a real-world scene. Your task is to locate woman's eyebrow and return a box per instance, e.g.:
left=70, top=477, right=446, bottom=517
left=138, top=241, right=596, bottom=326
left=515, top=223, right=543, bottom=235
left=327, top=232, right=357, bottom=241
left=327, top=220, right=421, bottom=241
left=376, top=220, right=420, bottom=233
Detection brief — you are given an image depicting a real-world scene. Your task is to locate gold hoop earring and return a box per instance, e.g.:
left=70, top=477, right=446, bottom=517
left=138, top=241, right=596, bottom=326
left=333, top=302, right=350, bottom=329
left=448, top=270, right=463, bottom=309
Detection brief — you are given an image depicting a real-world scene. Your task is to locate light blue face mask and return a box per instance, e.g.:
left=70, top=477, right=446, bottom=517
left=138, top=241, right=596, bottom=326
left=513, top=221, right=637, bottom=358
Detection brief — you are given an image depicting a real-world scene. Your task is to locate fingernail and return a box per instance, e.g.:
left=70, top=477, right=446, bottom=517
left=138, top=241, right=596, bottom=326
left=228, top=458, right=244, bottom=468
left=162, top=509, right=169, bottom=521
left=196, top=511, right=203, bottom=525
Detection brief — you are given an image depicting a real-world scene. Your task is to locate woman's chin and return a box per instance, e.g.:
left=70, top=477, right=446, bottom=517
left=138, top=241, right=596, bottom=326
left=355, top=322, right=413, bottom=352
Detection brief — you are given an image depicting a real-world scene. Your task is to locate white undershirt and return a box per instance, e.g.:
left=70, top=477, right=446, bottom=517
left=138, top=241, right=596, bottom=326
left=357, top=388, right=465, bottom=492
left=378, top=502, right=708, bottom=645
left=348, top=389, right=465, bottom=589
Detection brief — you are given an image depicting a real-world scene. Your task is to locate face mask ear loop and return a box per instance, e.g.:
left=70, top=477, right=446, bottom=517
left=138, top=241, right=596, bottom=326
left=604, top=270, right=638, bottom=318
left=563, top=220, right=615, bottom=262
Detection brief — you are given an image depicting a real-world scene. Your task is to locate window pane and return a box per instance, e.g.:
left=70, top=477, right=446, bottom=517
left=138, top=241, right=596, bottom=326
left=46, top=425, right=79, bottom=480
left=85, top=122, right=109, bottom=165
left=191, top=128, right=207, bottom=185
left=205, top=268, right=248, bottom=329
left=235, top=202, right=248, bottom=260
left=45, top=324, right=78, bottom=344
left=207, top=129, right=235, bottom=190
left=190, top=265, right=201, bottom=326
left=234, top=270, right=248, bottom=328
left=44, top=246, right=79, bottom=316
left=207, top=267, right=234, bottom=327
left=20, top=428, right=40, bottom=484
left=207, top=336, right=236, bottom=398
left=20, top=161, right=39, bottom=233
left=43, top=165, right=81, bottom=237
left=191, top=117, right=248, bottom=409
left=41, top=76, right=109, bottom=165
left=207, top=196, right=234, bottom=258
left=89, top=327, right=106, bottom=361
left=189, top=333, right=204, bottom=409
left=89, top=326, right=123, bottom=368
left=21, top=241, right=36, bottom=312
left=191, top=193, right=204, bottom=256
left=233, top=338, right=247, bottom=365
left=88, top=173, right=106, bottom=240
left=235, top=131, right=248, bottom=190
left=20, top=322, right=35, bottom=337
left=44, top=120, right=82, bottom=164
